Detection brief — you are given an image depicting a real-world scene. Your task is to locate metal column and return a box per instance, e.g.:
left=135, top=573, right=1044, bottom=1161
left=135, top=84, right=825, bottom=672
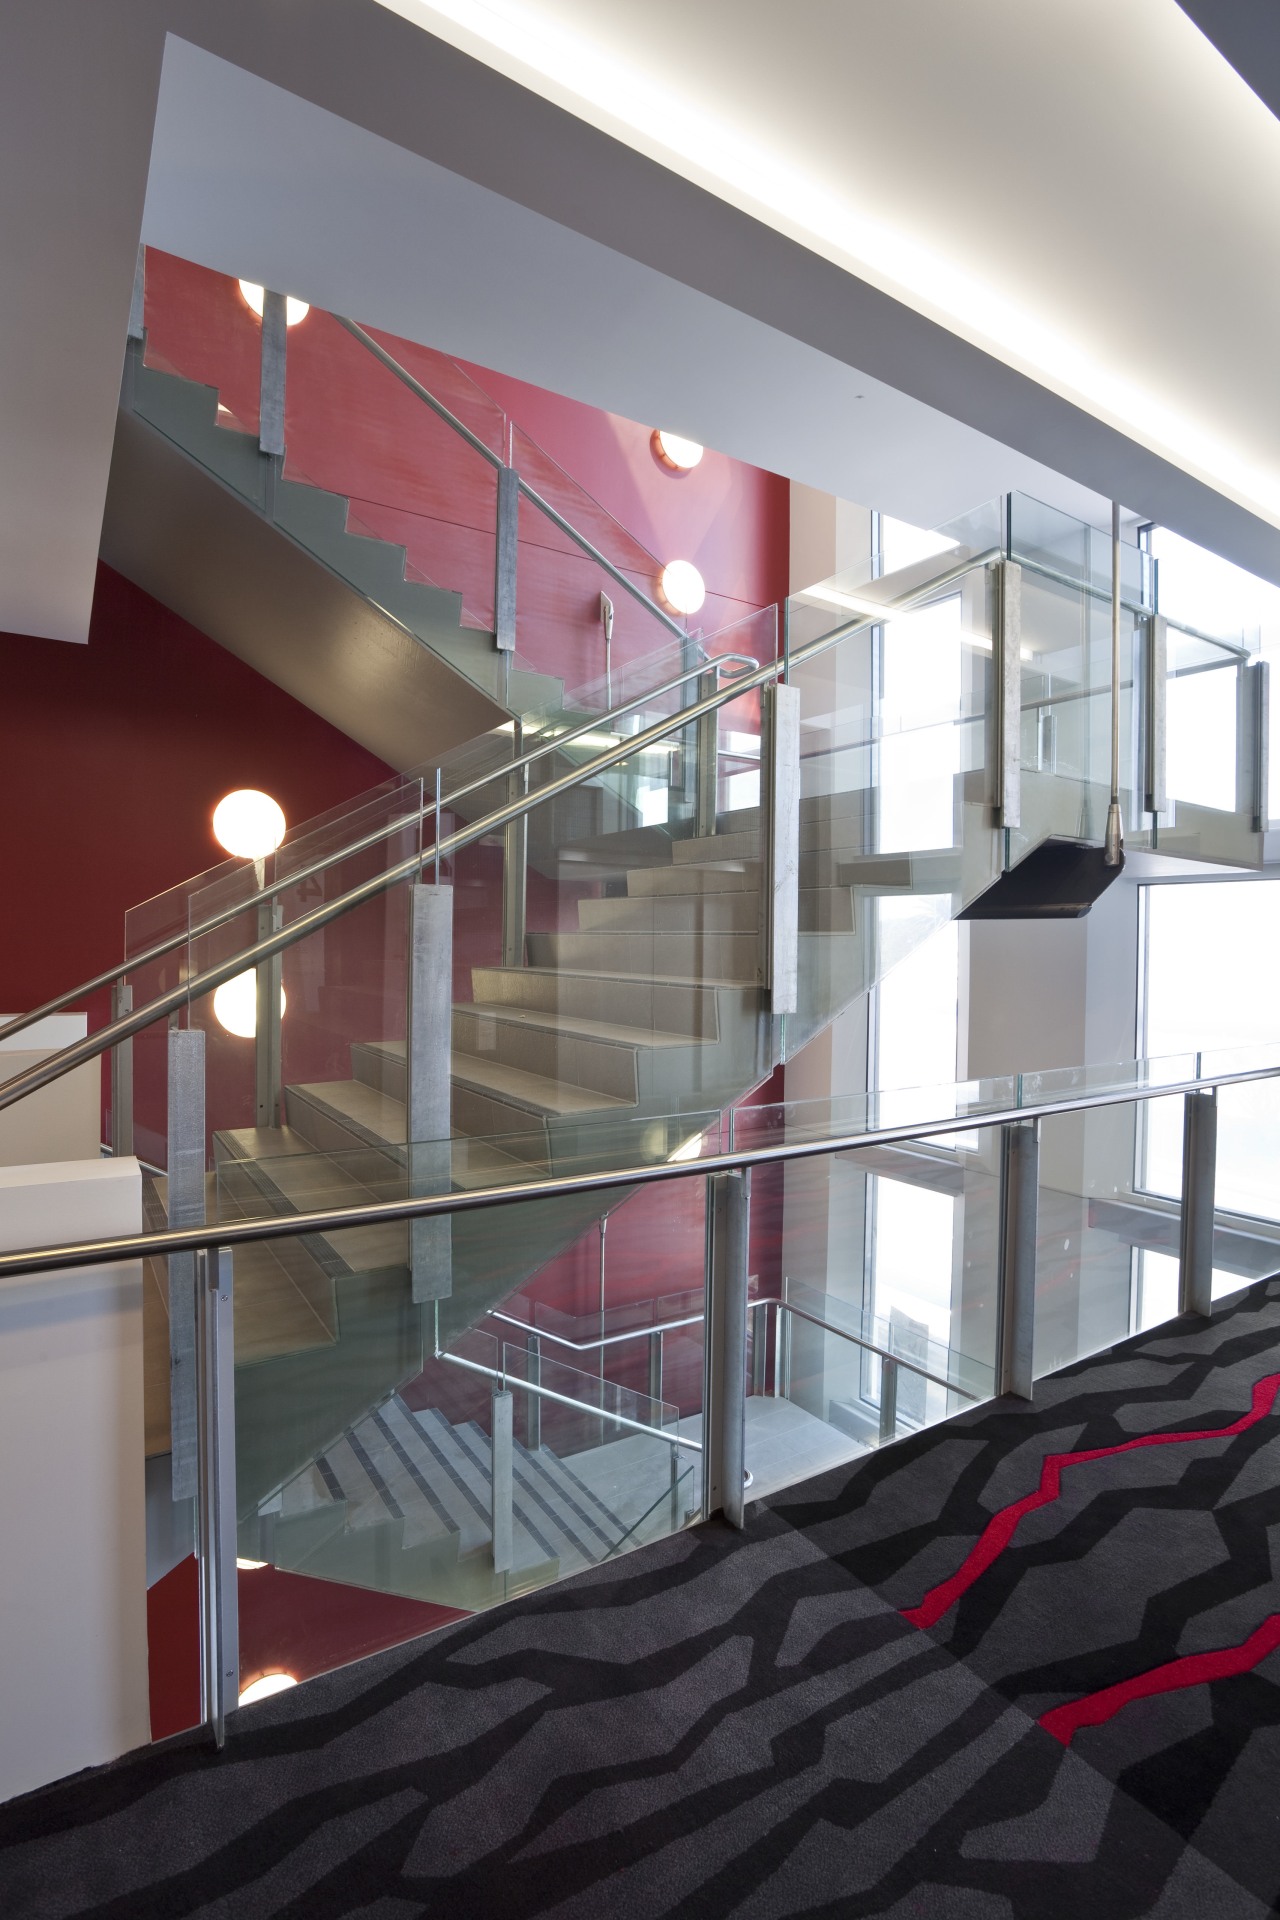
left=407, top=883, right=453, bottom=1302
left=694, top=667, right=720, bottom=838
left=258, top=290, right=287, bottom=459
left=1242, top=658, right=1270, bottom=833
left=996, top=560, right=1023, bottom=835
left=879, top=1357, right=899, bottom=1444
left=493, top=466, right=519, bottom=655
left=167, top=1026, right=206, bottom=1501
left=1144, top=614, right=1168, bottom=820
left=502, top=725, right=528, bottom=971
left=526, top=1331, right=542, bottom=1451
left=996, top=1119, right=1038, bottom=1400
left=1179, top=1089, right=1218, bottom=1318
left=703, top=1170, right=750, bottom=1526
left=110, top=980, right=133, bottom=1158
left=762, top=681, right=800, bottom=1015
left=254, top=896, right=283, bottom=1129
left=196, top=1245, right=238, bottom=1746
left=490, top=1387, right=514, bottom=1572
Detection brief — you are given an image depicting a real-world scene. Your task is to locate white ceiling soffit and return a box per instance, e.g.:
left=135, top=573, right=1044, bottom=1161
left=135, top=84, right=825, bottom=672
left=143, top=40, right=1120, bottom=535
left=374, top=0, right=1280, bottom=540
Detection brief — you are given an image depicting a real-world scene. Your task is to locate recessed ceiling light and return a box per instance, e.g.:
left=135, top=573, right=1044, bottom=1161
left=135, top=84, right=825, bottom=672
left=660, top=559, right=706, bottom=615
left=238, top=280, right=310, bottom=327
left=653, top=429, right=704, bottom=471
left=238, top=1672, right=298, bottom=1708
left=213, top=789, right=287, bottom=860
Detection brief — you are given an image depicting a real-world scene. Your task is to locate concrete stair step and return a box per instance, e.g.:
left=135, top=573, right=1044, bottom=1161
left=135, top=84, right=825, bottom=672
left=578, top=890, right=761, bottom=934
left=626, top=861, right=759, bottom=897
left=526, top=928, right=760, bottom=983
left=469, top=965, right=721, bottom=1041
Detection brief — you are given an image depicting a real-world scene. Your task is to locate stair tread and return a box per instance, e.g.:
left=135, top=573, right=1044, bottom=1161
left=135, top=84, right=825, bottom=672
left=450, top=1054, right=631, bottom=1116
left=461, top=1005, right=693, bottom=1051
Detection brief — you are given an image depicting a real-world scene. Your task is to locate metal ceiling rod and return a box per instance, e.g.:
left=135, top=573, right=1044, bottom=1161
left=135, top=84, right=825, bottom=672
left=1104, top=501, right=1125, bottom=866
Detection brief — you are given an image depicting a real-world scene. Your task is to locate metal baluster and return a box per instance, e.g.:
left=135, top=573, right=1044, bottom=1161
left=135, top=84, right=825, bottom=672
left=167, top=1026, right=206, bottom=1503
left=1179, top=1088, right=1218, bottom=1318
left=254, top=895, right=282, bottom=1128
left=997, top=1119, right=1038, bottom=1400
left=879, top=1355, right=899, bottom=1444
left=490, top=1383, right=514, bottom=1573
left=196, top=1243, right=238, bottom=1747
left=407, top=882, right=453, bottom=1303
left=258, top=290, right=287, bottom=461
left=704, top=1169, right=750, bottom=1527
left=110, top=980, right=133, bottom=1157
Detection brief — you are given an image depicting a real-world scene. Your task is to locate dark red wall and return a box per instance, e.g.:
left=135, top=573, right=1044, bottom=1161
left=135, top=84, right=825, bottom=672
left=141, top=250, right=789, bottom=698
left=0, top=564, right=394, bottom=1027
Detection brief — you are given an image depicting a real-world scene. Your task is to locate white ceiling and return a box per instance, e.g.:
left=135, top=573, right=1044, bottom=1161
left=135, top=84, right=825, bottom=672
left=379, top=0, right=1280, bottom=533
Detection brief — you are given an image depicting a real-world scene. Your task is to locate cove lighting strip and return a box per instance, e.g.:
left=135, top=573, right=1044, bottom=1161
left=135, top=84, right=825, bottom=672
left=377, top=0, right=1280, bottom=529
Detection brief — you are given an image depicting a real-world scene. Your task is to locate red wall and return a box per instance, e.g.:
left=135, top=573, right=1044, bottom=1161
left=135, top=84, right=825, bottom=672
left=141, top=250, right=789, bottom=698
left=0, top=564, right=395, bottom=1033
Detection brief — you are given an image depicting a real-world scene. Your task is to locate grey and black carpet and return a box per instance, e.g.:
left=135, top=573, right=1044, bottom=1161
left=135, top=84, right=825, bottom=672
left=6, top=1278, right=1280, bottom=1917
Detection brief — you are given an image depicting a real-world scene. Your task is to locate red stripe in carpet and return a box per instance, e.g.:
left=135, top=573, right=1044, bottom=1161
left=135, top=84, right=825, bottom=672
left=1040, top=1613, right=1280, bottom=1745
left=902, top=1372, right=1280, bottom=1631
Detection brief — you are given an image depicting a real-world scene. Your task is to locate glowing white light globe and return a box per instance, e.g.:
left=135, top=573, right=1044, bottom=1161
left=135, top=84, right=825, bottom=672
left=238, top=1672, right=298, bottom=1707
left=213, top=971, right=286, bottom=1040
left=654, top=430, right=704, bottom=471
left=660, top=560, right=706, bottom=616
left=212, top=789, right=287, bottom=860
left=238, top=280, right=310, bottom=327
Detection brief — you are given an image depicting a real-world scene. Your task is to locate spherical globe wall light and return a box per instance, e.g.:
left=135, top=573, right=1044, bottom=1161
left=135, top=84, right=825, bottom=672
left=653, top=430, right=704, bottom=471
left=238, top=280, right=310, bottom=327
left=238, top=1672, right=298, bottom=1708
left=212, top=790, right=287, bottom=861
left=659, top=560, right=707, bottom=616
left=212, top=970, right=286, bottom=1041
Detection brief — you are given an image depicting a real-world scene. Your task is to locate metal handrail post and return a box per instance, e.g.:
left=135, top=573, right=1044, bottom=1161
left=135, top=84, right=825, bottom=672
left=705, top=1169, right=750, bottom=1528
left=196, top=1244, right=238, bottom=1747
left=110, top=980, right=133, bottom=1157
left=1179, top=1087, right=1218, bottom=1317
left=997, top=1118, right=1039, bottom=1399
left=254, top=895, right=283, bottom=1129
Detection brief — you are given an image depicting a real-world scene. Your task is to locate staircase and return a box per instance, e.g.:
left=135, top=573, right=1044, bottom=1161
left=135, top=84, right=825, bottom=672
left=257, top=1389, right=695, bottom=1606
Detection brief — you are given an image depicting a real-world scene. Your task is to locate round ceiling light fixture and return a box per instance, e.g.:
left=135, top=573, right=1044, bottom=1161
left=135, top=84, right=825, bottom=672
left=238, top=280, right=310, bottom=327
left=213, top=970, right=286, bottom=1041
left=653, top=429, right=704, bottom=471
left=659, top=559, right=706, bottom=616
left=212, top=789, right=287, bottom=861
left=238, top=1672, right=298, bottom=1708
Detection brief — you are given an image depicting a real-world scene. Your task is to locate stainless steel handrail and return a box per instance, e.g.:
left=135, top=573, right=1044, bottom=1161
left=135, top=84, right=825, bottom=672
left=0, top=546, right=996, bottom=1108
left=489, top=1306, right=704, bottom=1352
left=0, top=643, right=758, bottom=1050
left=1, top=1047, right=1276, bottom=1283
left=439, top=1347, right=702, bottom=1452
left=749, top=1296, right=979, bottom=1399
left=334, top=316, right=687, bottom=642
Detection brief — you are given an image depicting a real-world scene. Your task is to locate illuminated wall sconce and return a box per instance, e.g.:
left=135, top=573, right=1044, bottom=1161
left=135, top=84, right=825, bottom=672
left=212, top=789, right=287, bottom=860
left=238, top=280, right=310, bottom=327
left=213, top=971, right=285, bottom=1040
left=652, top=430, right=704, bottom=471
left=659, top=559, right=707, bottom=616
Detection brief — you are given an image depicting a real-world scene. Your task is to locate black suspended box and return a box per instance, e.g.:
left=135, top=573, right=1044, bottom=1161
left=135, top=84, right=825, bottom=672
left=958, top=837, right=1124, bottom=921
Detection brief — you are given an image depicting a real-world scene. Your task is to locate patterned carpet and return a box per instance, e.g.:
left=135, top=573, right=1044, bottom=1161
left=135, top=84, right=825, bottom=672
left=5, top=1280, right=1280, bottom=1917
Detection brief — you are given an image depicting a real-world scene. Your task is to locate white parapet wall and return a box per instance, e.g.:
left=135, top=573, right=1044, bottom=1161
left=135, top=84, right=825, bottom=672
left=0, top=1156, right=150, bottom=1803
left=0, top=1014, right=100, bottom=1166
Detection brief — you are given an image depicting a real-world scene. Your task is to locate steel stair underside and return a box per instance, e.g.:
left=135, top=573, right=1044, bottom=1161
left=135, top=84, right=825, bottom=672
left=101, top=354, right=563, bottom=771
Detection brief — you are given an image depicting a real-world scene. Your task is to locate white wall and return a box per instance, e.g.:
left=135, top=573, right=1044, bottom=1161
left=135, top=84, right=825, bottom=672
left=0, top=1015, right=100, bottom=1167
left=0, top=1158, right=150, bottom=1803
